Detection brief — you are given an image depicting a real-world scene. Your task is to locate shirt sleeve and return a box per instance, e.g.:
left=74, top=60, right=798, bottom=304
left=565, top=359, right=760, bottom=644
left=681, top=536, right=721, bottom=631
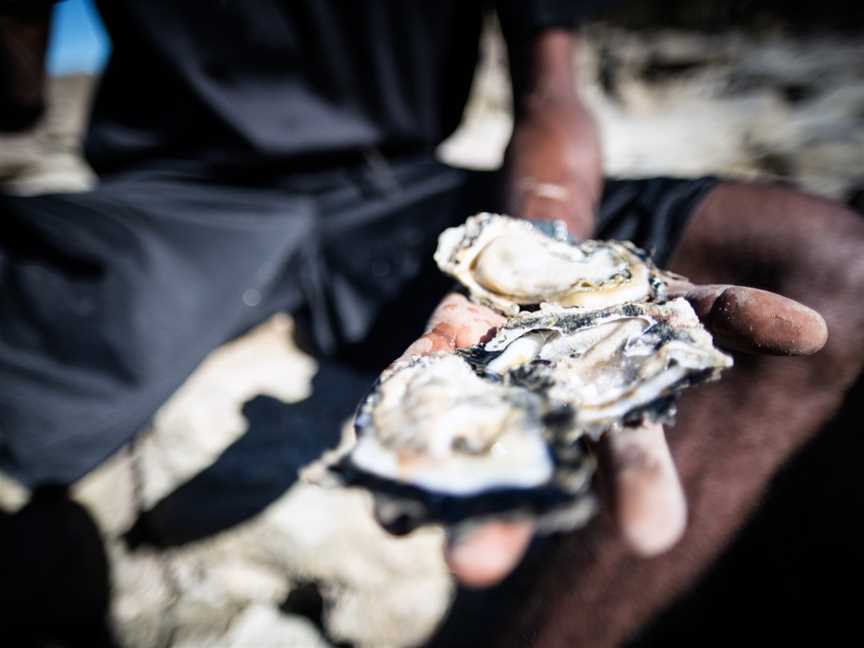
left=495, top=0, right=608, bottom=41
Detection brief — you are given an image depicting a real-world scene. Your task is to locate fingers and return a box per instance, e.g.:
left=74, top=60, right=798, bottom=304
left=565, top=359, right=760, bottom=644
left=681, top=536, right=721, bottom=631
left=446, top=421, right=688, bottom=588
left=607, top=422, right=687, bottom=557
left=445, top=520, right=535, bottom=588
left=668, top=281, right=828, bottom=355
left=446, top=421, right=687, bottom=588
left=399, top=293, right=506, bottom=360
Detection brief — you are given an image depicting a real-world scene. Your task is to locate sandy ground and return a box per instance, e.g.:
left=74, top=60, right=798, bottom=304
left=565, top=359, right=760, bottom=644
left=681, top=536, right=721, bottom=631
left=1, top=26, right=863, bottom=648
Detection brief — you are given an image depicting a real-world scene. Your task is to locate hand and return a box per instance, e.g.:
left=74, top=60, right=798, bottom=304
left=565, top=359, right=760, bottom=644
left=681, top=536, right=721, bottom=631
left=398, top=286, right=826, bottom=588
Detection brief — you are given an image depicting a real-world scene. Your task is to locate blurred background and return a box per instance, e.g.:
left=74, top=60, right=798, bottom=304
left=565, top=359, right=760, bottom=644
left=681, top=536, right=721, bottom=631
left=1, top=1, right=862, bottom=646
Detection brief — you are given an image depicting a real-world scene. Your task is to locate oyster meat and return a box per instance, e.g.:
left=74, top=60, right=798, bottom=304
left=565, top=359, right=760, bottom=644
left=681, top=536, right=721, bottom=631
left=351, top=354, right=553, bottom=494
left=336, top=353, right=595, bottom=530
left=434, top=213, right=665, bottom=316
left=465, top=299, right=733, bottom=440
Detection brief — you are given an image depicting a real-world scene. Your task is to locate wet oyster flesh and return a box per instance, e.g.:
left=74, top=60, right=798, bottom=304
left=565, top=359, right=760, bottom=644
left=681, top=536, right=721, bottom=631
left=467, top=299, right=733, bottom=440
left=434, top=213, right=665, bottom=315
left=351, top=354, right=553, bottom=494
left=336, top=353, right=596, bottom=530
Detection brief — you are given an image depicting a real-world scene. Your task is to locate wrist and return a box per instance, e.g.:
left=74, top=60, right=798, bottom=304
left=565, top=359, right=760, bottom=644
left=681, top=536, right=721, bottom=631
left=514, top=177, right=596, bottom=240
left=512, top=30, right=579, bottom=118
left=517, top=91, right=583, bottom=126
left=508, top=106, right=604, bottom=207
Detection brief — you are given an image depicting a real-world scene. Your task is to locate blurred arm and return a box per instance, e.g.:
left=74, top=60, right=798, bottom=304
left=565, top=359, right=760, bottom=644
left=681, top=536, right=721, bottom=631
left=502, top=27, right=603, bottom=239
left=0, top=5, right=52, bottom=131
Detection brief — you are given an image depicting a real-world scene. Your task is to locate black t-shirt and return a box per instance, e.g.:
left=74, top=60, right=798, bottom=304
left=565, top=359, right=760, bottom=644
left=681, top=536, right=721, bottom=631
left=81, top=1, right=589, bottom=174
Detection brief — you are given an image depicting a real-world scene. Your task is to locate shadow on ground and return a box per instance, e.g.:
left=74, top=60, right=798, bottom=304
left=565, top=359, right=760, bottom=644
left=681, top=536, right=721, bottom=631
left=0, top=487, right=116, bottom=647
left=124, top=360, right=377, bottom=549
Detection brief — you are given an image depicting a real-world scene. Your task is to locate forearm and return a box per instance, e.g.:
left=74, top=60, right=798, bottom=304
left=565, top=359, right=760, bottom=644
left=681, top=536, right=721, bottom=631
left=504, top=30, right=603, bottom=238
left=0, top=8, right=52, bottom=132
left=509, top=29, right=577, bottom=113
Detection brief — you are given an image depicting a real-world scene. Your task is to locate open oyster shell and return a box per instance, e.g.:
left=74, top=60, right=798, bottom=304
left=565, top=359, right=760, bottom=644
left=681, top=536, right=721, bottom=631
left=434, top=213, right=665, bottom=316
left=328, top=213, right=733, bottom=534
left=463, top=298, right=733, bottom=440
left=335, top=298, right=730, bottom=532
left=334, top=353, right=596, bottom=532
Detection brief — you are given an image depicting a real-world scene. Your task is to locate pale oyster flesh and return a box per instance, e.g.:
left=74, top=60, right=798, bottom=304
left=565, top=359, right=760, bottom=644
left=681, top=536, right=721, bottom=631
left=463, top=298, right=733, bottom=440
left=353, top=354, right=552, bottom=494
left=337, top=353, right=595, bottom=529
left=434, top=213, right=664, bottom=316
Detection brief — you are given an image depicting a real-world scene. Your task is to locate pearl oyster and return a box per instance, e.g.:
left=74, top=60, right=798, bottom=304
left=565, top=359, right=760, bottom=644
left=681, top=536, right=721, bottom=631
left=335, top=353, right=596, bottom=531
left=434, top=213, right=665, bottom=316
left=464, top=299, right=733, bottom=440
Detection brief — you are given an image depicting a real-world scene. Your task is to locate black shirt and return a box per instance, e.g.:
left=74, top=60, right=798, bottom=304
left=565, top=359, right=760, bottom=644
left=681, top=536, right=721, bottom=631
left=0, top=0, right=598, bottom=172
left=81, top=1, right=588, bottom=174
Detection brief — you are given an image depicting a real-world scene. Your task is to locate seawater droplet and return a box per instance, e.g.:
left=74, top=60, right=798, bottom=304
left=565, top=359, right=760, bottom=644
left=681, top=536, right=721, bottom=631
left=242, top=288, right=261, bottom=307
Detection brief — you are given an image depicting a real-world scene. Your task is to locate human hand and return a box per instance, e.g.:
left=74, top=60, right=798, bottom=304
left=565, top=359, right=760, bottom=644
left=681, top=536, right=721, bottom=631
left=398, top=285, right=826, bottom=588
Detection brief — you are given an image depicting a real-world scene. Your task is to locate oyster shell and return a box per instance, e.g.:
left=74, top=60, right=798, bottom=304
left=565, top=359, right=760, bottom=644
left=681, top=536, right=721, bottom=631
left=434, top=213, right=664, bottom=315
left=464, top=299, right=733, bottom=440
left=329, top=213, right=733, bottom=534
left=335, top=353, right=596, bottom=531
left=336, top=298, right=730, bottom=532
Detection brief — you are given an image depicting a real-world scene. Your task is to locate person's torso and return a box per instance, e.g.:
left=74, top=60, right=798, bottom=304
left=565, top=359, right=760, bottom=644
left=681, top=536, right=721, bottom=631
left=86, top=0, right=488, bottom=175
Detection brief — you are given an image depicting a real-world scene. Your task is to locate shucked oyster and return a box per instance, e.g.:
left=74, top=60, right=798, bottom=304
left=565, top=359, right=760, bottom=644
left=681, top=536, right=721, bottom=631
left=464, top=299, right=733, bottom=440
left=434, top=213, right=665, bottom=316
left=330, top=213, right=732, bottom=533
left=337, top=298, right=730, bottom=531
left=335, top=353, right=596, bottom=531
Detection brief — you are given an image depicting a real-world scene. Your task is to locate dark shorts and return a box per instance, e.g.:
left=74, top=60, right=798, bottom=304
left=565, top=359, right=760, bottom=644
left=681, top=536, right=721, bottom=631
left=0, top=156, right=718, bottom=485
